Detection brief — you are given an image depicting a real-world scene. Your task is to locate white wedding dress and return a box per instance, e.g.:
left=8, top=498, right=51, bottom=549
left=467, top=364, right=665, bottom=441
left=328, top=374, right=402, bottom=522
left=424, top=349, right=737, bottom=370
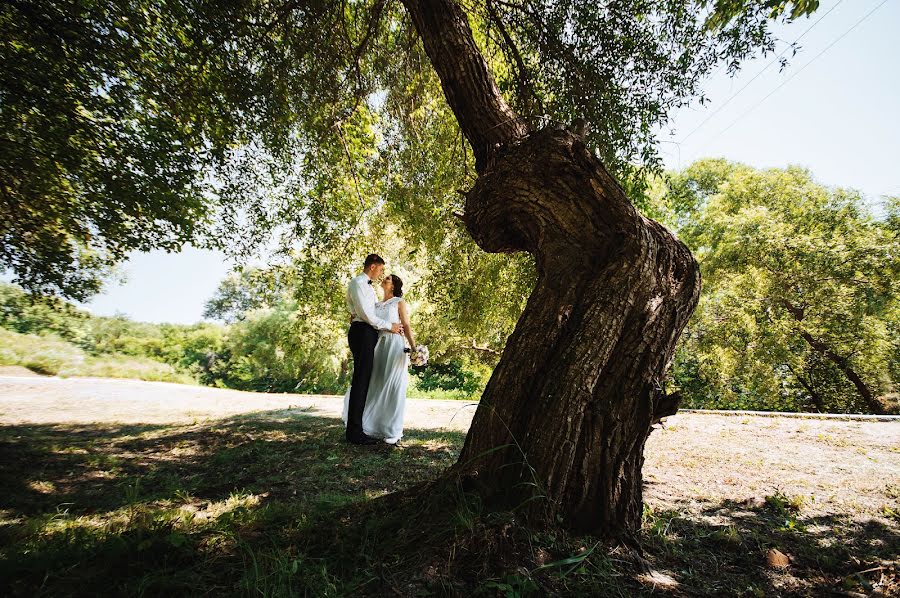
left=342, top=297, right=408, bottom=443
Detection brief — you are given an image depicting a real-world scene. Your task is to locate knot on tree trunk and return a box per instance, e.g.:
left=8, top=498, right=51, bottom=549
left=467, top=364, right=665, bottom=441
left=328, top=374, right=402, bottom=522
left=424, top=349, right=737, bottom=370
left=651, top=386, right=682, bottom=426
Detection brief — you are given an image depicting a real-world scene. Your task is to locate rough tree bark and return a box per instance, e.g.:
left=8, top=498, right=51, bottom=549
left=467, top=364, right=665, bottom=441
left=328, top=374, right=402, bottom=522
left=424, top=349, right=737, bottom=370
left=402, top=0, right=701, bottom=540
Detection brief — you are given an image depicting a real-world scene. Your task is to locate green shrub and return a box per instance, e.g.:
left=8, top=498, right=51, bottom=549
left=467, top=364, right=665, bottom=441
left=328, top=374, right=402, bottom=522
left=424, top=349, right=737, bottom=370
left=0, top=283, right=90, bottom=343
left=24, top=352, right=68, bottom=375
left=217, top=303, right=348, bottom=394
left=0, top=329, right=86, bottom=375
left=0, top=328, right=195, bottom=383
left=412, top=360, right=481, bottom=394
left=408, top=360, right=489, bottom=400
left=76, top=355, right=196, bottom=384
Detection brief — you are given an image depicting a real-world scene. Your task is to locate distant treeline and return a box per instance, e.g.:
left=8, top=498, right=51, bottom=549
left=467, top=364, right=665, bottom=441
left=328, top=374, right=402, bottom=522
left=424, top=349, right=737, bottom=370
left=1, top=160, right=897, bottom=413
left=0, top=283, right=486, bottom=399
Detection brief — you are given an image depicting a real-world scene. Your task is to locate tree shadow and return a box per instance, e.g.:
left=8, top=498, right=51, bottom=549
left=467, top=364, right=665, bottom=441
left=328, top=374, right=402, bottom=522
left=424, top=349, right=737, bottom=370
left=0, top=411, right=466, bottom=596
left=1, top=412, right=897, bottom=596
left=640, top=496, right=899, bottom=596
left=0, top=411, right=464, bottom=517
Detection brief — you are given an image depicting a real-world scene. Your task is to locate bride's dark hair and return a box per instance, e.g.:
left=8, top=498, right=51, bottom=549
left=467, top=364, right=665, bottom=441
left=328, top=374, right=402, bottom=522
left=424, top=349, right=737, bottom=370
left=390, top=274, right=403, bottom=298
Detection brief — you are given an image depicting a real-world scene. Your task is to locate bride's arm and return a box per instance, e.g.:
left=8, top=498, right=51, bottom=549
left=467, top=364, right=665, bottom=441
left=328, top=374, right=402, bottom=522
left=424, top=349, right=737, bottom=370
left=398, top=300, right=416, bottom=349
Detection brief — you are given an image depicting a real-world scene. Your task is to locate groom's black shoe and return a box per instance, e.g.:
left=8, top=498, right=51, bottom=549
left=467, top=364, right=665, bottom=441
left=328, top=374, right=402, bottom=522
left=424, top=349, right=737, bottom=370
left=347, top=433, right=379, bottom=445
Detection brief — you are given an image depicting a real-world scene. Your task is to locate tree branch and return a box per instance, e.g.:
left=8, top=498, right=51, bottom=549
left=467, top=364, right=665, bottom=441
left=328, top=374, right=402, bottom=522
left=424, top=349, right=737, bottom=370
left=785, top=362, right=825, bottom=412
left=460, top=339, right=501, bottom=355
left=485, top=0, right=543, bottom=115
left=330, top=0, right=388, bottom=126
left=350, top=0, right=387, bottom=87
left=781, top=300, right=885, bottom=415
left=400, top=0, right=528, bottom=172
left=333, top=124, right=367, bottom=211
left=176, top=0, right=307, bottom=93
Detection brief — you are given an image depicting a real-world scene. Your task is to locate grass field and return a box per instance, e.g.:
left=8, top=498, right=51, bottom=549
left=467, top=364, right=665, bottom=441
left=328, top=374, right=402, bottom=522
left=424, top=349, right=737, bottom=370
left=0, top=404, right=897, bottom=596
left=0, top=329, right=195, bottom=384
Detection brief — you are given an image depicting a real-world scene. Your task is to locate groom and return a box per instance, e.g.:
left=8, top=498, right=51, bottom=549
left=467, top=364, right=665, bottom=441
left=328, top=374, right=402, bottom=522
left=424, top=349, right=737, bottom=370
left=345, top=254, right=403, bottom=445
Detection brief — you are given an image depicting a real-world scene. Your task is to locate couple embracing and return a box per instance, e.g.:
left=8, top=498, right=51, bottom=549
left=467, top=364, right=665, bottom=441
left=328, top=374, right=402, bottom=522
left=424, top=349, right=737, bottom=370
left=342, top=254, right=419, bottom=445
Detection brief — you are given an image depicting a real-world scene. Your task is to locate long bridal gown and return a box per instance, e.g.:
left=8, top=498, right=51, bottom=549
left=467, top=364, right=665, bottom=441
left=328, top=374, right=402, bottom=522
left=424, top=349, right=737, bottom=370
left=342, top=296, right=409, bottom=443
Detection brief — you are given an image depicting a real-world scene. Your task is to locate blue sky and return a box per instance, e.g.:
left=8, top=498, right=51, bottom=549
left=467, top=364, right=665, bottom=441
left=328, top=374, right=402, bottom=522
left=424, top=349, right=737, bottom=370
left=84, top=0, right=900, bottom=324
left=659, top=0, right=899, bottom=201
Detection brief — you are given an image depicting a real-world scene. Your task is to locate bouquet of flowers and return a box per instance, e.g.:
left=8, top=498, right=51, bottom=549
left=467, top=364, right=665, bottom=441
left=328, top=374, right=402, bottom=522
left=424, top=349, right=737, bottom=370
left=405, top=344, right=429, bottom=366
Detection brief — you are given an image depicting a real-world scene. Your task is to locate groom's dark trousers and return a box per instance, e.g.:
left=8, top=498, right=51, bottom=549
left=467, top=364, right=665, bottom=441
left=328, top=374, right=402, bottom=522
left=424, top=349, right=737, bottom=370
left=347, top=321, right=379, bottom=441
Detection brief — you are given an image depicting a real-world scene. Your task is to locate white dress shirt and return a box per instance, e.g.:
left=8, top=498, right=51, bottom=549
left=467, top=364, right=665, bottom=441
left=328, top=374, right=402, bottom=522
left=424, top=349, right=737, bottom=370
left=347, top=273, right=391, bottom=330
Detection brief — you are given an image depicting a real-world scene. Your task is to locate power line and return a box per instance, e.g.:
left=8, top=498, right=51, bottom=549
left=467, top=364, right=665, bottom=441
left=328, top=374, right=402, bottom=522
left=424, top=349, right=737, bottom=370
left=679, top=0, right=845, bottom=145
left=710, top=0, right=890, bottom=141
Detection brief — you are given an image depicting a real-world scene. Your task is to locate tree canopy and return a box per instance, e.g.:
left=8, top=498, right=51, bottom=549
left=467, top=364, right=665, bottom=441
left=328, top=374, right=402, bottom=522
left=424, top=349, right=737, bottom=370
left=3, top=0, right=817, bottom=299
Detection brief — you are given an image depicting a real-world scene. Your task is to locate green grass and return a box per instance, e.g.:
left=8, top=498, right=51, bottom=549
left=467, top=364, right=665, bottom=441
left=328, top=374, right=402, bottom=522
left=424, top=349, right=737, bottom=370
left=0, top=414, right=466, bottom=596
left=406, top=376, right=480, bottom=401
left=1, top=413, right=897, bottom=596
left=0, top=328, right=196, bottom=384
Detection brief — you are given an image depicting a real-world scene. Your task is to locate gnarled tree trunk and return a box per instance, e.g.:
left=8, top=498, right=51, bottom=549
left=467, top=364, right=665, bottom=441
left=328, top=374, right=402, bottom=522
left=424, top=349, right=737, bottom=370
left=402, top=0, right=701, bottom=540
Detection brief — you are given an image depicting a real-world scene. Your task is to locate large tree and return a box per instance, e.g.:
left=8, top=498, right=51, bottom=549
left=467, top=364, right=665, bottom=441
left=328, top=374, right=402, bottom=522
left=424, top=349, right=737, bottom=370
left=2, top=0, right=818, bottom=540
left=653, top=160, right=899, bottom=415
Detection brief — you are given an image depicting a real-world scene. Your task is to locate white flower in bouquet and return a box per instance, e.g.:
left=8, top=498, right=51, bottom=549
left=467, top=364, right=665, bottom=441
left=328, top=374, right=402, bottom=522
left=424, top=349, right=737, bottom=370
left=410, top=345, right=429, bottom=367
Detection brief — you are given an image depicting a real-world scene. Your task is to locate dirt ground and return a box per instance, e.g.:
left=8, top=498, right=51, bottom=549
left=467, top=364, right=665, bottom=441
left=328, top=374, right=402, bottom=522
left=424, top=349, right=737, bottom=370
left=0, top=374, right=478, bottom=430
left=1, top=374, right=897, bottom=521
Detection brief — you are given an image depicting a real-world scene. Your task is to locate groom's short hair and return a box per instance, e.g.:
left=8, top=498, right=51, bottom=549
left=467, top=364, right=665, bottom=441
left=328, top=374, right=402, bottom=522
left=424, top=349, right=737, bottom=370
left=364, top=254, right=385, bottom=270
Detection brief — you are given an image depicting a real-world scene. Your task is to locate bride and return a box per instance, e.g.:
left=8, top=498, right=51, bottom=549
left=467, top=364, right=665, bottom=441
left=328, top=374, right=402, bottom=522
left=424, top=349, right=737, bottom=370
left=342, top=274, right=417, bottom=444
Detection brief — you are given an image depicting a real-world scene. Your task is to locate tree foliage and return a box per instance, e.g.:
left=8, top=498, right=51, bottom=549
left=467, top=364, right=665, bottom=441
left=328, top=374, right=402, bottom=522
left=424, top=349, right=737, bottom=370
left=1, top=0, right=379, bottom=297
left=3, top=0, right=817, bottom=301
left=651, top=160, right=899, bottom=414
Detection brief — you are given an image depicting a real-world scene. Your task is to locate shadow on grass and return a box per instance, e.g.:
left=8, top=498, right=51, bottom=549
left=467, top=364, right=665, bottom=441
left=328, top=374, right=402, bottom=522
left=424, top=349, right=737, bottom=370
left=0, top=411, right=463, bottom=516
left=0, top=411, right=464, bottom=596
left=0, top=411, right=897, bottom=596
left=641, top=498, right=899, bottom=596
